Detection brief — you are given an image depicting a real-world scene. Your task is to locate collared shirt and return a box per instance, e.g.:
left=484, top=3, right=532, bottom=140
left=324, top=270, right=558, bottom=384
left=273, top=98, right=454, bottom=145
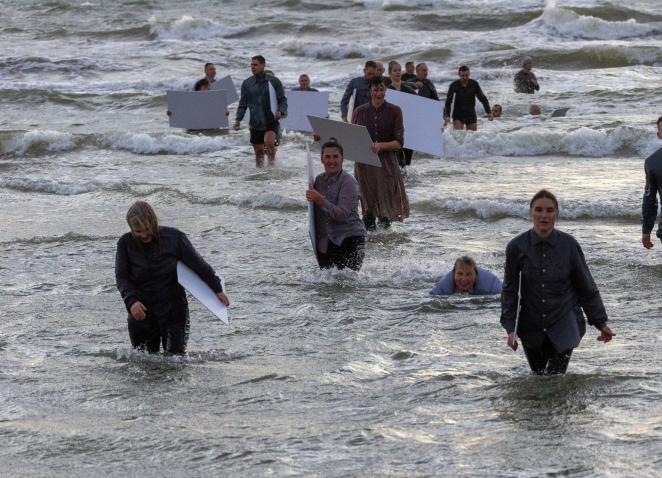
left=500, top=229, right=608, bottom=347
left=340, top=76, right=371, bottom=117
left=235, top=73, right=288, bottom=130
left=313, top=170, right=366, bottom=253
left=642, top=146, right=662, bottom=234
left=351, top=101, right=404, bottom=146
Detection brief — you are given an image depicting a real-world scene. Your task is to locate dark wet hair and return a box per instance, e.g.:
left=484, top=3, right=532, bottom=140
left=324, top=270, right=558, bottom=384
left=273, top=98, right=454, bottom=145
left=194, top=78, right=209, bottom=91
left=364, top=60, right=377, bottom=69
left=529, top=189, right=559, bottom=210
left=415, top=62, right=426, bottom=70
left=321, top=138, right=344, bottom=158
left=657, top=116, right=662, bottom=127
left=252, top=55, right=266, bottom=64
left=204, top=62, right=214, bottom=70
left=127, top=201, right=159, bottom=241
left=453, top=256, right=478, bottom=276
left=458, top=65, right=470, bottom=73
left=405, top=61, right=414, bottom=67
left=368, top=76, right=388, bottom=89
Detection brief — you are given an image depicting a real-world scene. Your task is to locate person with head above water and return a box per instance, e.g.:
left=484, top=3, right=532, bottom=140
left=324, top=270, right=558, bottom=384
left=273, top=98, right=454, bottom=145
left=401, top=61, right=417, bottom=82
left=491, top=103, right=502, bottom=118
left=195, top=62, right=216, bottom=90
left=292, top=73, right=318, bottom=92
left=352, top=76, right=410, bottom=231
left=374, top=61, right=385, bottom=77
left=529, top=104, right=542, bottom=116
left=641, top=116, right=662, bottom=250
left=115, top=201, right=230, bottom=355
left=340, top=60, right=377, bottom=123
left=514, top=56, right=540, bottom=94
left=430, top=256, right=502, bottom=295
left=233, top=55, right=288, bottom=167
left=306, top=139, right=367, bottom=271
left=500, top=189, right=615, bottom=375
left=444, top=65, right=492, bottom=131
left=413, top=62, right=440, bottom=101
left=194, top=78, right=210, bottom=92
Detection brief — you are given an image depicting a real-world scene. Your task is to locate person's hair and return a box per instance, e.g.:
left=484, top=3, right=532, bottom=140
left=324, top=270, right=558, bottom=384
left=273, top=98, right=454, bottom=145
left=388, top=61, right=401, bottom=74
left=529, top=189, right=559, bottom=210
left=405, top=61, right=414, bottom=67
left=458, top=65, right=470, bottom=73
left=194, top=78, right=210, bottom=91
left=368, top=76, right=388, bottom=89
left=415, top=62, right=426, bottom=70
left=493, top=103, right=502, bottom=110
left=453, top=256, right=478, bottom=276
left=321, top=138, right=344, bottom=158
left=204, top=62, right=214, bottom=70
left=364, top=60, right=377, bottom=69
left=299, top=73, right=309, bottom=79
left=522, top=56, right=533, bottom=66
left=252, top=55, right=266, bottom=64
left=657, top=116, right=662, bottom=128
left=126, top=201, right=159, bottom=239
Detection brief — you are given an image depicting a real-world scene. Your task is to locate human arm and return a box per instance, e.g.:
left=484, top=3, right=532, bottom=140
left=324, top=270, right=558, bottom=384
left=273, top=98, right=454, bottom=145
left=474, top=81, right=491, bottom=116
left=430, top=271, right=454, bottom=295
left=500, top=241, right=520, bottom=335
left=340, top=79, right=355, bottom=120
left=443, top=82, right=454, bottom=118
left=234, top=81, right=248, bottom=129
left=530, top=72, right=540, bottom=90
left=274, top=78, right=287, bottom=120
left=427, top=80, right=440, bottom=101
left=115, top=236, right=143, bottom=316
left=642, top=160, right=658, bottom=248
left=570, top=240, right=608, bottom=333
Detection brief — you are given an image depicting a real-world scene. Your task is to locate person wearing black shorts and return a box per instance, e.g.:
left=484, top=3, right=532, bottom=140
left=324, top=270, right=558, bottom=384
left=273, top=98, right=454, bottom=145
left=443, top=65, right=492, bottom=131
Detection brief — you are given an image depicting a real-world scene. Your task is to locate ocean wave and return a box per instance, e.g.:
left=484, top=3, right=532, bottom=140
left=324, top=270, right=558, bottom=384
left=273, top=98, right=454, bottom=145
left=232, top=191, right=304, bottom=210
left=444, top=126, right=657, bottom=158
left=0, top=56, right=128, bottom=74
left=414, top=197, right=638, bottom=220
left=0, top=177, right=128, bottom=195
left=0, top=232, right=117, bottom=246
left=538, top=5, right=661, bottom=40
left=411, top=11, right=541, bottom=31
left=276, top=38, right=372, bottom=60
left=1, top=130, right=79, bottom=156
left=148, top=15, right=251, bottom=41
left=106, top=132, right=236, bottom=155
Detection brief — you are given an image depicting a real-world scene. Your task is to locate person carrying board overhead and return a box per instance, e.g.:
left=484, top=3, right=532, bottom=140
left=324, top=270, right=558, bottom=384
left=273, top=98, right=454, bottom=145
left=115, top=201, right=230, bottom=355
left=306, top=139, right=366, bottom=271
left=500, top=189, right=615, bottom=375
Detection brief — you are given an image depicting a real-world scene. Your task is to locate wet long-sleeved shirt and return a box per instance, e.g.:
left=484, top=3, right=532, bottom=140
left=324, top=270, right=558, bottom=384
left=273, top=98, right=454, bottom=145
left=313, top=170, right=366, bottom=254
left=500, top=229, right=608, bottom=351
left=641, top=147, right=662, bottom=235
left=443, top=79, right=490, bottom=118
left=340, top=76, right=371, bottom=118
left=430, top=267, right=502, bottom=295
left=513, top=69, right=540, bottom=94
left=416, top=78, right=439, bottom=101
left=235, top=73, right=287, bottom=131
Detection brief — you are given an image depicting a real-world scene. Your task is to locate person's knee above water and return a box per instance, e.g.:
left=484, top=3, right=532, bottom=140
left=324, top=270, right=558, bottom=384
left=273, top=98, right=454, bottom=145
left=115, top=201, right=230, bottom=355
left=500, top=189, right=615, bottom=375
left=233, top=55, right=288, bottom=167
left=443, top=65, right=492, bottom=131
left=305, top=140, right=367, bottom=271
left=430, top=256, right=502, bottom=295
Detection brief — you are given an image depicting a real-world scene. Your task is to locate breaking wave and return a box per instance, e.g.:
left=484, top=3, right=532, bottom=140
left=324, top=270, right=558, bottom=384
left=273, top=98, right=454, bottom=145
left=148, top=15, right=251, bottom=40
left=276, top=38, right=372, bottom=60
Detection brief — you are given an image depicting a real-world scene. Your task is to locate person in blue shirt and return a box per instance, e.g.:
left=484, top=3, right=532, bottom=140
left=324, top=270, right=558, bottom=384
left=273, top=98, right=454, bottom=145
left=430, top=256, right=502, bottom=295
left=340, top=60, right=376, bottom=123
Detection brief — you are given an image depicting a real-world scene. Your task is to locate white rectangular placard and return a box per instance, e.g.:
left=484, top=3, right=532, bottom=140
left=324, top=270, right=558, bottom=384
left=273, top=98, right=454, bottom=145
left=167, top=90, right=229, bottom=130
left=306, top=143, right=317, bottom=255
left=307, top=115, right=381, bottom=167
left=177, top=261, right=229, bottom=325
left=268, top=81, right=278, bottom=116
left=385, top=89, right=443, bottom=157
left=282, top=91, right=329, bottom=133
left=211, top=75, right=239, bottom=104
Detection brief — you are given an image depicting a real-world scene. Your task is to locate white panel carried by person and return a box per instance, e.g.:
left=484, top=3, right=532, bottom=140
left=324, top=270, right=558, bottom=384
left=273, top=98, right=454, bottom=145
left=166, top=90, right=229, bottom=130
left=385, top=89, right=444, bottom=157
left=281, top=91, right=329, bottom=133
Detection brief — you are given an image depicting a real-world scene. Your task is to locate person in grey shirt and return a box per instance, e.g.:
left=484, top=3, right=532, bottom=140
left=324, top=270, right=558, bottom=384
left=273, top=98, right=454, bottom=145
left=305, top=140, right=366, bottom=271
left=641, top=116, right=662, bottom=249
left=501, top=189, right=615, bottom=375
left=340, top=60, right=376, bottom=123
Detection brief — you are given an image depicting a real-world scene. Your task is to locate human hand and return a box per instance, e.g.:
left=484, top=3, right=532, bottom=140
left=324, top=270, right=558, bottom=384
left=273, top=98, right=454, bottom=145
left=274, top=111, right=282, bottom=121
left=371, top=142, right=382, bottom=154
left=306, top=187, right=324, bottom=205
left=487, top=113, right=493, bottom=121
left=342, top=116, right=348, bottom=123
left=597, top=325, right=615, bottom=343
left=130, top=301, right=147, bottom=321
left=642, top=234, right=654, bottom=249
left=414, top=81, right=423, bottom=89
left=233, top=121, right=240, bottom=131
left=507, top=332, right=518, bottom=351
left=216, top=292, right=230, bottom=306
left=313, top=134, right=321, bottom=142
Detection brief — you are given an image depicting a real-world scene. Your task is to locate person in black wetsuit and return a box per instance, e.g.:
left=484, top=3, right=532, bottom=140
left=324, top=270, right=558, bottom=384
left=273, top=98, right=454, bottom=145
left=641, top=116, right=662, bottom=250
left=115, top=201, right=230, bottom=355
left=443, top=65, right=492, bottom=131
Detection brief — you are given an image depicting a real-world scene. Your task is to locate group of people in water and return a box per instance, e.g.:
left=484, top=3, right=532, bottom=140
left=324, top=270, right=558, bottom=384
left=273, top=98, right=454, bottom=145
left=114, top=57, right=662, bottom=377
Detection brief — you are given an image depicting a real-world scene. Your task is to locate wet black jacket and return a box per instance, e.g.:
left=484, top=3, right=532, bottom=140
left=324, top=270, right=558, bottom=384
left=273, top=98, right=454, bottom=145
left=443, top=79, right=490, bottom=119
left=115, top=226, right=223, bottom=318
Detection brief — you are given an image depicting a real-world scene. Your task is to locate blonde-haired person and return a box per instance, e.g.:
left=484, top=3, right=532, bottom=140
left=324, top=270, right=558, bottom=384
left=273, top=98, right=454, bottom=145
left=500, top=190, right=614, bottom=375
left=430, top=256, right=502, bottom=295
left=115, top=201, right=229, bottom=355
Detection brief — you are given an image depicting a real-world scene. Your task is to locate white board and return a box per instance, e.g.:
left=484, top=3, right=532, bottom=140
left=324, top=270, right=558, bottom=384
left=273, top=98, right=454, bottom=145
left=268, top=81, right=278, bottom=116
left=167, top=90, right=229, bottom=130
left=306, top=143, right=317, bottom=255
left=210, top=75, right=239, bottom=104
left=307, top=115, right=381, bottom=167
left=385, top=89, right=444, bottom=157
left=282, top=91, right=329, bottom=133
left=347, top=88, right=356, bottom=123
left=177, top=261, right=229, bottom=325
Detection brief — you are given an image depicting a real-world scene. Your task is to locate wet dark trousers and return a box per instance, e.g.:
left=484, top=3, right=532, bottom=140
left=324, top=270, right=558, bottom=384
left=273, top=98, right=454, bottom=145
left=363, top=214, right=391, bottom=231
left=398, top=148, right=413, bottom=167
left=317, top=236, right=365, bottom=271
left=522, top=336, right=573, bottom=375
left=127, top=306, right=190, bottom=355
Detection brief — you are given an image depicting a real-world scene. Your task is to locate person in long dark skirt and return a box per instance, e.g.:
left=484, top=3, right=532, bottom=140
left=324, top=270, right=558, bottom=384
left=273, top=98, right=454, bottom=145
left=115, top=201, right=230, bottom=355
left=500, top=189, right=615, bottom=375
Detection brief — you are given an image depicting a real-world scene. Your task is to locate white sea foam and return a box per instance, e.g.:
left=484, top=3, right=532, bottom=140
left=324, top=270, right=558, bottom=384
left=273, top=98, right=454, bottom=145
left=0, top=177, right=127, bottom=195
left=2, top=130, right=78, bottom=156
left=276, top=38, right=372, bottom=60
left=148, top=15, right=250, bottom=40
left=232, top=191, right=304, bottom=210
left=106, top=132, right=236, bottom=155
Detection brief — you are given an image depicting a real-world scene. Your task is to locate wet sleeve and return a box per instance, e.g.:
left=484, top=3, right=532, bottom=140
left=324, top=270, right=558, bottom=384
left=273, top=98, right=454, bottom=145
left=479, top=269, right=503, bottom=294
left=571, top=240, right=608, bottom=329
left=443, top=83, right=455, bottom=117
left=393, top=107, right=404, bottom=147
left=115, top=237, right=139, bottom=312
left=531, top=72, right=540, bottom=91
left=340, top=79, right=355, bottom=117
left=235, top=81, right=248, bottom=122
left=321, top=176, right=360, bottom=223
left=642, top=160, right=658, bottom=234
left=275, top=79, right=288, bottom=117
left=178, top=233, right=223, bottom=293
left=430, top=271, right=454, bottom=295
left=475, top=82, right=491, bottom=115
left=500, top=241, right=520, bottom=333
left=428, top=80, right=440, bottom=101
